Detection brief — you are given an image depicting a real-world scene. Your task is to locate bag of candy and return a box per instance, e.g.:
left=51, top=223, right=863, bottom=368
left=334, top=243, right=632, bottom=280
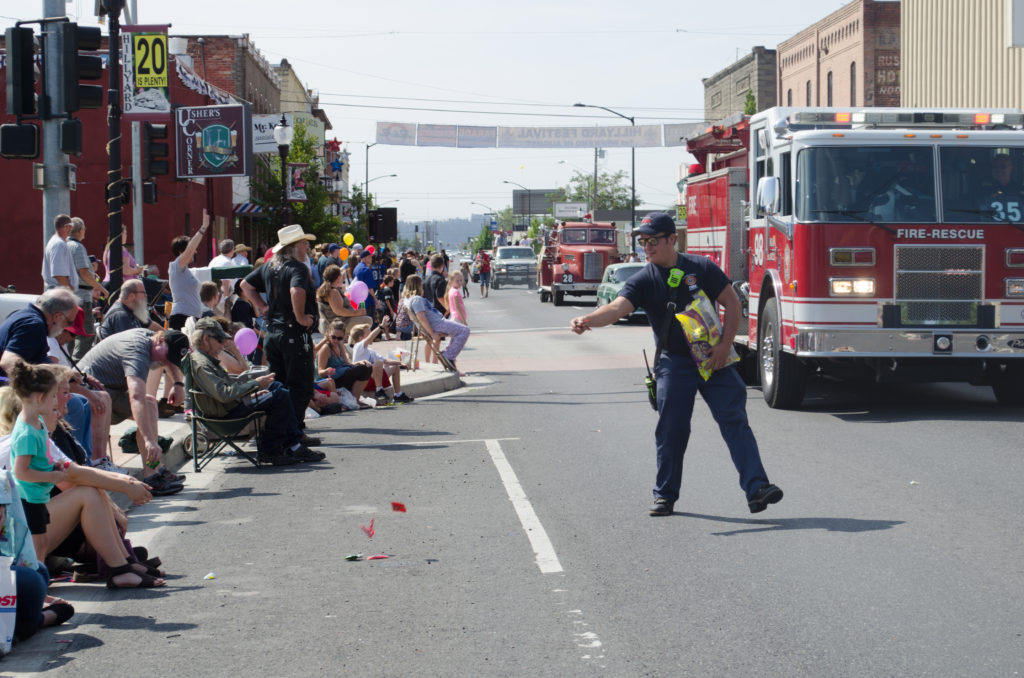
left=675, top=290, right=739, bottom=380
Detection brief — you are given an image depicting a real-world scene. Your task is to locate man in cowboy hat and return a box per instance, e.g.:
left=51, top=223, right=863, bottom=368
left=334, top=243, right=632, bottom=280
left=241, top=225, right=323, bottom=450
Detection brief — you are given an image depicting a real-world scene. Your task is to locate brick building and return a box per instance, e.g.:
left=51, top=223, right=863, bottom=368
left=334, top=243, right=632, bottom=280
left=777, top=0, right=901, bottom=109
left=703, top=46, right=778, bottom=122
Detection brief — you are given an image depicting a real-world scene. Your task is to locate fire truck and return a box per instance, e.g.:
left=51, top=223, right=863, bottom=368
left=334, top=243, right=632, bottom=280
left=537, top=217, right=622, bottom=305
left=685, top=107, right=1024, bottom=408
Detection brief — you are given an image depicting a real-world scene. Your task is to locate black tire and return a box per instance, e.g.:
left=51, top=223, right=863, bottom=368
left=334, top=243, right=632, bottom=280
left=540, top=290, right=550, bottom=303
left=991, top=363, right=1024, bottom=405
left=758, top=302, right=806, bottom=409
left=553, top=290, right=565, bottom=306
left=492, top=279, right=500, bottom=290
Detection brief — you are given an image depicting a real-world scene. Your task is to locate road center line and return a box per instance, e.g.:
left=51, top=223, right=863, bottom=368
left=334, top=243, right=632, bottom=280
left=484, top=439, right=564, bottom=574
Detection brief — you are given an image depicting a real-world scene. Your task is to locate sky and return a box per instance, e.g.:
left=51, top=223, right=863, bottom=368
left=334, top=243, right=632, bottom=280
left=4, top=0, right=851, bottom=223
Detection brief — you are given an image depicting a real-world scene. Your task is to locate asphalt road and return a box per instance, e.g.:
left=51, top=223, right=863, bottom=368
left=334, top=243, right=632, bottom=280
left=5, top=283, right=1022, bottom=677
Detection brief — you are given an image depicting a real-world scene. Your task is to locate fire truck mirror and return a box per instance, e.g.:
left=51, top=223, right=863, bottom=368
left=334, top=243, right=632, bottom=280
left=756, top=176, right=780, bottom=216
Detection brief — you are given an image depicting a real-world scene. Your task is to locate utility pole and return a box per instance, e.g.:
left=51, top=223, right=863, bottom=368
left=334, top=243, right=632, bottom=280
left=105, top=0, right=126, bottom=290
left=41, top=0, right=70, bottom=245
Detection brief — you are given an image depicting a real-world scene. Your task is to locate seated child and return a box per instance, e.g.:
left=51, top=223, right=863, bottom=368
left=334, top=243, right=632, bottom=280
left=349, top=320, right=412, bottom=404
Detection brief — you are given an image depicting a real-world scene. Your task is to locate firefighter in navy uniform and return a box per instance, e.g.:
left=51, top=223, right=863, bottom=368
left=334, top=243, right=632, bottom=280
left=570, top=213, right=783, bottom=517
left=241, top=225, right=324, bottom=462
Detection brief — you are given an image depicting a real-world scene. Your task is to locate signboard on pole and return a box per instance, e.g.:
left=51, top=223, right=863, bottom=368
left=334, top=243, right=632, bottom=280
left=175, top=104, right=254, bottom=178
left=553, top=202, right=588, bottom=219
left=287, top=162, right=308, bottom=202
left=121, top=25, right=171, bottom=120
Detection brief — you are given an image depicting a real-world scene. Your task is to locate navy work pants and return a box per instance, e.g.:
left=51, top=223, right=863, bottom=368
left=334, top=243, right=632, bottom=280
left=654, top=352, right=768, bottom=503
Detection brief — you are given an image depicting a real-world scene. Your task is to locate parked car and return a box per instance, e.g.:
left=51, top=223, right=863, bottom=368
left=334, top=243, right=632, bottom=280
left=595, top=262, right=647, bottom=322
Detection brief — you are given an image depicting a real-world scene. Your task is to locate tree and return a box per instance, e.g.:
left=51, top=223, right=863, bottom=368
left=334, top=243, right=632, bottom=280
left=250, top=119, right=346, bottom=244
left=744, top=89, right=757, bottom=115
left=560, top=169, right=638, bottom=210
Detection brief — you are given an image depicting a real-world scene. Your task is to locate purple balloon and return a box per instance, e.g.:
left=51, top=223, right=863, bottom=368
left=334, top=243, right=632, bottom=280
left=234, top=327, right=259, bottom=355
left=348, top=280, right=368, bottom=304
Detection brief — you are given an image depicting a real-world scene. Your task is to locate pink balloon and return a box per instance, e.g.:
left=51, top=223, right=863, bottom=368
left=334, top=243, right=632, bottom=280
left=348, top=280, right=368, bottom=304
left=234, top=327, right=259, bottom=355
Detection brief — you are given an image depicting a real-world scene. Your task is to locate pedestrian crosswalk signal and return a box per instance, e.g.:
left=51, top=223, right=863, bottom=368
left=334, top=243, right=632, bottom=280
left=5, top=27, right=36, bottom=116
left=142, top=122, right=169, bottom=177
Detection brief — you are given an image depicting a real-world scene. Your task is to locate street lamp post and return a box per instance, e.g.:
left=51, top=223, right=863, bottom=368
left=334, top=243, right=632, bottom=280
left=502, top=180, right=531, bottom=236
left=574, top=103, right=636, bottom=248
left=273, top=115, right=294, bottom=228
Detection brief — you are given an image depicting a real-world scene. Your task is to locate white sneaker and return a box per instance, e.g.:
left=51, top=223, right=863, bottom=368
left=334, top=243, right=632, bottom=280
left=90, top=457, right=128, bottom=474
left=304, top=407, right=321, bottom=419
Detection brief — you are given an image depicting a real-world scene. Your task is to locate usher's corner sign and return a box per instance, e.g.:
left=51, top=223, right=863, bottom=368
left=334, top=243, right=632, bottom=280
left=175, top=104, right=254, bottom=179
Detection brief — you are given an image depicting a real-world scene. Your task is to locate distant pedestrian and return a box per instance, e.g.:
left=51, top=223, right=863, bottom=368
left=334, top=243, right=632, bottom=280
left=41, top=214, right=77, bottom=292
left=569, top=212, right=783, bottom=517
left=475, top=248, right=491, bottom=298
left=66, top=217, right=106, bottom=360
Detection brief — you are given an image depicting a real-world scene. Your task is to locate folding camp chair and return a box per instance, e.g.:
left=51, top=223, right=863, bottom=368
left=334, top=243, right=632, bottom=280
left=183, top=354, right=265, bottom=471
left=409, top=308, right=455, bottom=371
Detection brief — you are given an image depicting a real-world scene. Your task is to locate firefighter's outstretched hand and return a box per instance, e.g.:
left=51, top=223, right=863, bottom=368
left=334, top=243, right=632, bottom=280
left=570, top=316, right=591, bottom=334
left=709, top=342, right=732, bottom=371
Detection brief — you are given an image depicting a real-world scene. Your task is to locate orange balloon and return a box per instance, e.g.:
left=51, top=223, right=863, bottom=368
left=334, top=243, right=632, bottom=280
left=338, top=247, right=350, bottom=259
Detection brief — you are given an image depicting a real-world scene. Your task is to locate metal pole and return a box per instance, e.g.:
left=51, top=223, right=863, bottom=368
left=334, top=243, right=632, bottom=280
left=279, top=143, right=289, bottom=227
left=131, top=121, right=143, bottom=262
left=41, top=0, right=69, bottom=246
left=365, top=142, right=376, bottom=234
left=106, top=0, right=126, bottom=292
left=593, top=147, right=598, bottom=213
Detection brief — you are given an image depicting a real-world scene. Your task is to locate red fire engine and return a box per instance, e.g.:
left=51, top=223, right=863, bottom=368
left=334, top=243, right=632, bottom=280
left=686, top=107, right=1024, bottom=408
left=537, top=217, right=622, bottom=305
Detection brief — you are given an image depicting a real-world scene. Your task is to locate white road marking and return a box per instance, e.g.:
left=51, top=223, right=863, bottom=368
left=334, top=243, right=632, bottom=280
left=485, top=438, right=564, bottom=574
left=341, top=437, right=519, bottom=448
left=474, top=327, right=568, bottom=334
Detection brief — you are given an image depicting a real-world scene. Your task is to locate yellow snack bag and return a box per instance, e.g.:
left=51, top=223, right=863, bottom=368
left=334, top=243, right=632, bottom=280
left=675, top=290, right=740, bottom=380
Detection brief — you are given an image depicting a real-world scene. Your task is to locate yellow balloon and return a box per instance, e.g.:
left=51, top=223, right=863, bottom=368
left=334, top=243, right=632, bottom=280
left=343, top=233, right=354, bottom=246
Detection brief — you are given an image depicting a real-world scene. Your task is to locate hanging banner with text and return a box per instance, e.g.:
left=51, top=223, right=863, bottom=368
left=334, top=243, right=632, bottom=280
left=175, top=104, right=254, bottom=179
left=121, top=25, right=171, bottom=120
left=375, top=122, right=687, bottom=148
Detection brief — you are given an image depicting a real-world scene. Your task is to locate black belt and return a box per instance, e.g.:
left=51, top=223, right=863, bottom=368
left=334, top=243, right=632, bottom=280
left=78, top=285, right=93, bottom=291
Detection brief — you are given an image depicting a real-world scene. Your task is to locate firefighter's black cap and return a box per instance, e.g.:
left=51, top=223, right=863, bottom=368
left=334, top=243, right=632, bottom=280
left=633, top=212, right=675, bottom=236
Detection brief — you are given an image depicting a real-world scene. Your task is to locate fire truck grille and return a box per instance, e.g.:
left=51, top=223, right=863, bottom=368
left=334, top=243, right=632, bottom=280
left=894, top=245, right=983, bottom=326
left=583, top=252, right=603, bottom=280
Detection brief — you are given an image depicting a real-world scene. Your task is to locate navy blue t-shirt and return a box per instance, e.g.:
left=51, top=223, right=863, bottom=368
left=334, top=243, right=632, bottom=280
left=619, top=253, right=730, bottom=355
left=0, top=305, right=50, bottom=374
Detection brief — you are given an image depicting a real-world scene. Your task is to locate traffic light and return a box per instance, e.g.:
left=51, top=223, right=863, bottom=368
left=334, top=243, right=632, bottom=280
left=58, top=22, right=103, bottom=114
left=142, top=122, right=169, bottom=177
left=142, top=180, right=158, bottom=204
left=59, top=118, right=82, bottom=156
left=5, top=27, right=36, bottom=116
left=0, top=123, right=40, bottom=159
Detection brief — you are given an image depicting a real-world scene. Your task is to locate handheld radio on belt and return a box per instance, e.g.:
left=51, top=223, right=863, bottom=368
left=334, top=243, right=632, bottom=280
left=643, top=267, right=685, bottom=411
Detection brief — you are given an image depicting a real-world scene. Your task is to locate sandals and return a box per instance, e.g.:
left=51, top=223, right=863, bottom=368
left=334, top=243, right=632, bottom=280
left=132, top=546, right=163, bottom=570
left=106, top=563, right=165, bottom=589
left=42, top=602, right=75, bottom=627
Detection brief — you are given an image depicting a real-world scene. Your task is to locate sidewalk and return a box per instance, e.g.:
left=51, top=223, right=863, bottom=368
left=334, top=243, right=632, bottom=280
left=106, top=355, right=462, bottom=508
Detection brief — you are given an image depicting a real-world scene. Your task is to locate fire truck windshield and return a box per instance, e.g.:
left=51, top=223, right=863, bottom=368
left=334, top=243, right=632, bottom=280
left=797, top=146, right=936, bottom=223
left=589, top=229, right=617, bottom=244
left=561, top=229, right=590, bottom=244
left=797, top=144, right=1024, bottom=224
left=941, top=147, right=1024, bottom=223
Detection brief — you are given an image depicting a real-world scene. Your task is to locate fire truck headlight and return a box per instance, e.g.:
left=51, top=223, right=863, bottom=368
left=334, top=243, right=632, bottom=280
left=830, top=278, right=875, bottom=296
left=1007, top=278, right=1024, bottom=297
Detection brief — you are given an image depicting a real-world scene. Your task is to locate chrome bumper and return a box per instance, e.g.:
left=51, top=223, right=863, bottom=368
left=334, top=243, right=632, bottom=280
left=553, top=282, right=598, bottom=293
left=794, top=327, right=1024, bottom=358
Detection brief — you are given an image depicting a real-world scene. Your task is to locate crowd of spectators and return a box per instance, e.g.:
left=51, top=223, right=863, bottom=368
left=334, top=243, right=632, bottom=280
left=0, top=215, right=478, bottom=653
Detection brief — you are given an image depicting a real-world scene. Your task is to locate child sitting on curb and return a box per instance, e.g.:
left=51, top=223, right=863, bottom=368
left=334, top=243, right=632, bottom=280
left=348, top=320, right=412, bottom=404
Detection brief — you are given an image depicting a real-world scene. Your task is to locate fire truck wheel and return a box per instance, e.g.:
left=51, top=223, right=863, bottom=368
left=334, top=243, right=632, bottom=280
left=990, top=363, right=1024, bottom=406
left=553, top=290, right=565, bottom=306
left=540, top=290, right=550, bottom=303
left=758, top=302, right=806, bottom=409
